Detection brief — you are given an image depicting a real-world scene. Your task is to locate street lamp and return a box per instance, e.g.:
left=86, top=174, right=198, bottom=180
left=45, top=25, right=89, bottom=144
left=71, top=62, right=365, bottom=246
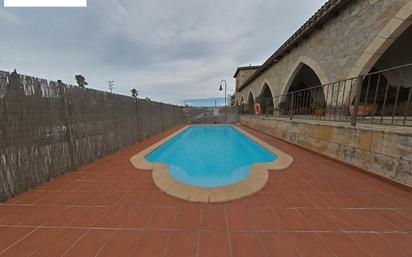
left=219, top=79, right=227, bottom=123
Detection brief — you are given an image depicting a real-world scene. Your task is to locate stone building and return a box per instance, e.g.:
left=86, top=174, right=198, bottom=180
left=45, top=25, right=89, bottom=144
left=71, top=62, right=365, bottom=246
left=234, top=0, right=412, bottom=187
left=234, top=0, right=412, bottom=114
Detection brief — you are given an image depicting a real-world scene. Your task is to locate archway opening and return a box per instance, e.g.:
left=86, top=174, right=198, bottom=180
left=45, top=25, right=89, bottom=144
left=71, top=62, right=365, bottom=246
left=239, top=96, right=245, bottom=114
left=356, top=24, right=412, bottom=118
left=247, top=92, right=255, bottom=114
left=283, top=63, right=326, bottom=115
left=256, top=84, right=274, bottom=114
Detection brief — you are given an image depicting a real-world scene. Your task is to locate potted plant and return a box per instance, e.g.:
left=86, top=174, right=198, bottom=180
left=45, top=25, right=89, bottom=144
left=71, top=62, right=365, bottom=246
left=278, top=101, right=289, bottom=115
left=349, top=104, right=377, bottom=116
left=310, top=101, right=326, bottom=116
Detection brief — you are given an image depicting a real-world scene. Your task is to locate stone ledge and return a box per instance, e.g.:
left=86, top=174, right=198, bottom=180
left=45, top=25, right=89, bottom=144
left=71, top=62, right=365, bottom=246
left=242, top=115, right=412, bottom=136
left=240, top=115, right=412, bottom=187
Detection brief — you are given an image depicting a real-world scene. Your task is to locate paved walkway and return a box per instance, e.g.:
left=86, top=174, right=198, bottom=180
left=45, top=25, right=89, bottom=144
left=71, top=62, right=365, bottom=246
left=0, top=126, right=411, bottom=257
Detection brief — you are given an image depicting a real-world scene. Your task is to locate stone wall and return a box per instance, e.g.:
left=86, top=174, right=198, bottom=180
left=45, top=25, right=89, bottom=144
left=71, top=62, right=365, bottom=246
left=240, top=115, right=412, bottom=187
left=235, top=68, right=259, bottom=93
left=235, top=0, right=411, bottom=102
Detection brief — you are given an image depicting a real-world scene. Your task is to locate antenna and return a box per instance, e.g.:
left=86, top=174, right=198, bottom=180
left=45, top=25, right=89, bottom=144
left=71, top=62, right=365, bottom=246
left=108, top=80, right=114, bottom=93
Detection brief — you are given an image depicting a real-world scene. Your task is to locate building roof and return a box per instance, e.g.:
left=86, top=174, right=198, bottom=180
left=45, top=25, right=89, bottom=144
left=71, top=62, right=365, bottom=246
left=237, top=0, right=353, bottom=91
left=233, top=65, right=261, bottom=78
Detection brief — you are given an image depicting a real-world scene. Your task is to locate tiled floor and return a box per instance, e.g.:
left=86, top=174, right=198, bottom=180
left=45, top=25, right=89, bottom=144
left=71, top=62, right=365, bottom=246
left=0, top=125, right=411, bottom=257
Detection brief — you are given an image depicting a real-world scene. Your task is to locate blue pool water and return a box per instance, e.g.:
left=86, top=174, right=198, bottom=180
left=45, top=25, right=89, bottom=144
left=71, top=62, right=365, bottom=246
left=146, top=126, right=277, bottom=187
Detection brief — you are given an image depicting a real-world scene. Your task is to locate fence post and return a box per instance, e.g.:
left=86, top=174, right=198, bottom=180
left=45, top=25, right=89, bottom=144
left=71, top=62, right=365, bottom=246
left=58, top=81, right=76, bottom=170
left=351, top=77, right=363, bottom=126
left=135, top=98, right=140, bottom=141
left=180, top=106, right=183, bottom=125
left=160, top=103, right=163, bottom=132
left=289, top=92, right=294, bottom=120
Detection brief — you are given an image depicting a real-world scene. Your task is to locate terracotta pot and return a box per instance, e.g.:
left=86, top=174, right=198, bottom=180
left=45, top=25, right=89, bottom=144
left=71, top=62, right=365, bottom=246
left=314, top=107, right=326, bottom=116
left=349, top=104, right=377, bottom=116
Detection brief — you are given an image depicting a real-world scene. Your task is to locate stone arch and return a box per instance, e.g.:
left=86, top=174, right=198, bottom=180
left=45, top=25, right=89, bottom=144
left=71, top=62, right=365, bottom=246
left=240, top=96, right=245, bottom=104
left=280, top=56, right=328, bottom=114
left=281, top=56, right=330, bottom=96
left=256, top=81, right=275, bottom=114
left=345, top=4, right=412, bottom=116
left=237, top=95, right=246, bottom=114
left=246, top=90, right=255, bottom=114
left=257, top=80, right=274, bottom=97
left=347, top=2, right=412, bottom=78
left=247, top=90, right=255, bottom=103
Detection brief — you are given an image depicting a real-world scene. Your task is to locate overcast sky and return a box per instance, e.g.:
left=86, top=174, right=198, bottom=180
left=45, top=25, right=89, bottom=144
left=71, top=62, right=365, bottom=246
left=0, top=0, right=326, bottom=104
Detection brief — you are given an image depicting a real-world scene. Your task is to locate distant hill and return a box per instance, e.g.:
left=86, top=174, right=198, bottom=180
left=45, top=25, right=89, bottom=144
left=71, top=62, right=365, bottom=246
left=183, top=97, right=226, bottom=107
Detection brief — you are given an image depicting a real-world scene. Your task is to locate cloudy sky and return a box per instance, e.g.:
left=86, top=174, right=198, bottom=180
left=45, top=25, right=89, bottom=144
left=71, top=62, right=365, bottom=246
left=0, top=0, right=326, bottom=104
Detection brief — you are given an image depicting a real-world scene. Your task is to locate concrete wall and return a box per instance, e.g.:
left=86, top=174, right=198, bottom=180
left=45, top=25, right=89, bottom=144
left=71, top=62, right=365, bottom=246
left=235, top=0, right=412, bottom=103
left=240, top=115, right=412, bottom=187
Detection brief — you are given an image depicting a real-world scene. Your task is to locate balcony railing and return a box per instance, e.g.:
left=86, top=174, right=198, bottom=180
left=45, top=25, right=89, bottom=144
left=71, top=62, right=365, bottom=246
left=240, top=63, right=412, bottom=127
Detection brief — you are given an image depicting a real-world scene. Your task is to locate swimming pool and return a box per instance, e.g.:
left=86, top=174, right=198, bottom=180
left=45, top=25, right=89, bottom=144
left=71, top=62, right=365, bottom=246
left=146, top=125, right=277, bottom=187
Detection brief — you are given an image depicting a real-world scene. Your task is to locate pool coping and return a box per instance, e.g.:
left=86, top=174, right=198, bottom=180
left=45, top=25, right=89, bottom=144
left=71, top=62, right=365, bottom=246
left=130, top=125, right=293, bottom=203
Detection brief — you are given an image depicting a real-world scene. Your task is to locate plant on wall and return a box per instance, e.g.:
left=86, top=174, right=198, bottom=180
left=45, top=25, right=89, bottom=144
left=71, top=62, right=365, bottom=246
left=278, top=101, right=289, bottom=114
left=131, top=88, right=138, bottom=98
left=75, top=75, right=88, bottom=88
left=309, top=101, right=326, bottom=116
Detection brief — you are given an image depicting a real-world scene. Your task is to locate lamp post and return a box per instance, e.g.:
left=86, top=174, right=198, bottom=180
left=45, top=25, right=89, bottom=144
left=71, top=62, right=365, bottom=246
left=219, top=79, right=227, bottom=123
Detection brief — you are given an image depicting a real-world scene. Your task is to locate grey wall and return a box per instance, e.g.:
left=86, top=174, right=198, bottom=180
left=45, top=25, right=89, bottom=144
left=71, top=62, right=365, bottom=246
left=0, top=72, right=183, bottom=201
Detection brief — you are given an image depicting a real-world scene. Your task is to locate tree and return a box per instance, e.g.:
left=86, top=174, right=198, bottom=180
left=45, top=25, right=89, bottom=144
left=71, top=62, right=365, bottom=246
left=131, top=88, right=138, bottom=98
left=75, top=75, right=88, bottom=88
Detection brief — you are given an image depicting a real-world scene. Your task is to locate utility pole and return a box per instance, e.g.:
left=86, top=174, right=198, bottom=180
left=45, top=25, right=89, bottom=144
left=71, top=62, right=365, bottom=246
left=108, top=80, right=114, bottom=93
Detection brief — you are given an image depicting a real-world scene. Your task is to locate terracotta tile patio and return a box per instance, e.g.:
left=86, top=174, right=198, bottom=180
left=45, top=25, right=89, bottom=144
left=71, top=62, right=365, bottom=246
left=0, top=125, right=411, bottom=257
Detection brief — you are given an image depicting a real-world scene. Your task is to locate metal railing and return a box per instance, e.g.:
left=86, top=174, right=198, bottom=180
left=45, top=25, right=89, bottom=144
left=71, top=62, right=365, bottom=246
left=183, top=105, right=239, bottom=124
left=240, top=63, right=412, bottom=127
